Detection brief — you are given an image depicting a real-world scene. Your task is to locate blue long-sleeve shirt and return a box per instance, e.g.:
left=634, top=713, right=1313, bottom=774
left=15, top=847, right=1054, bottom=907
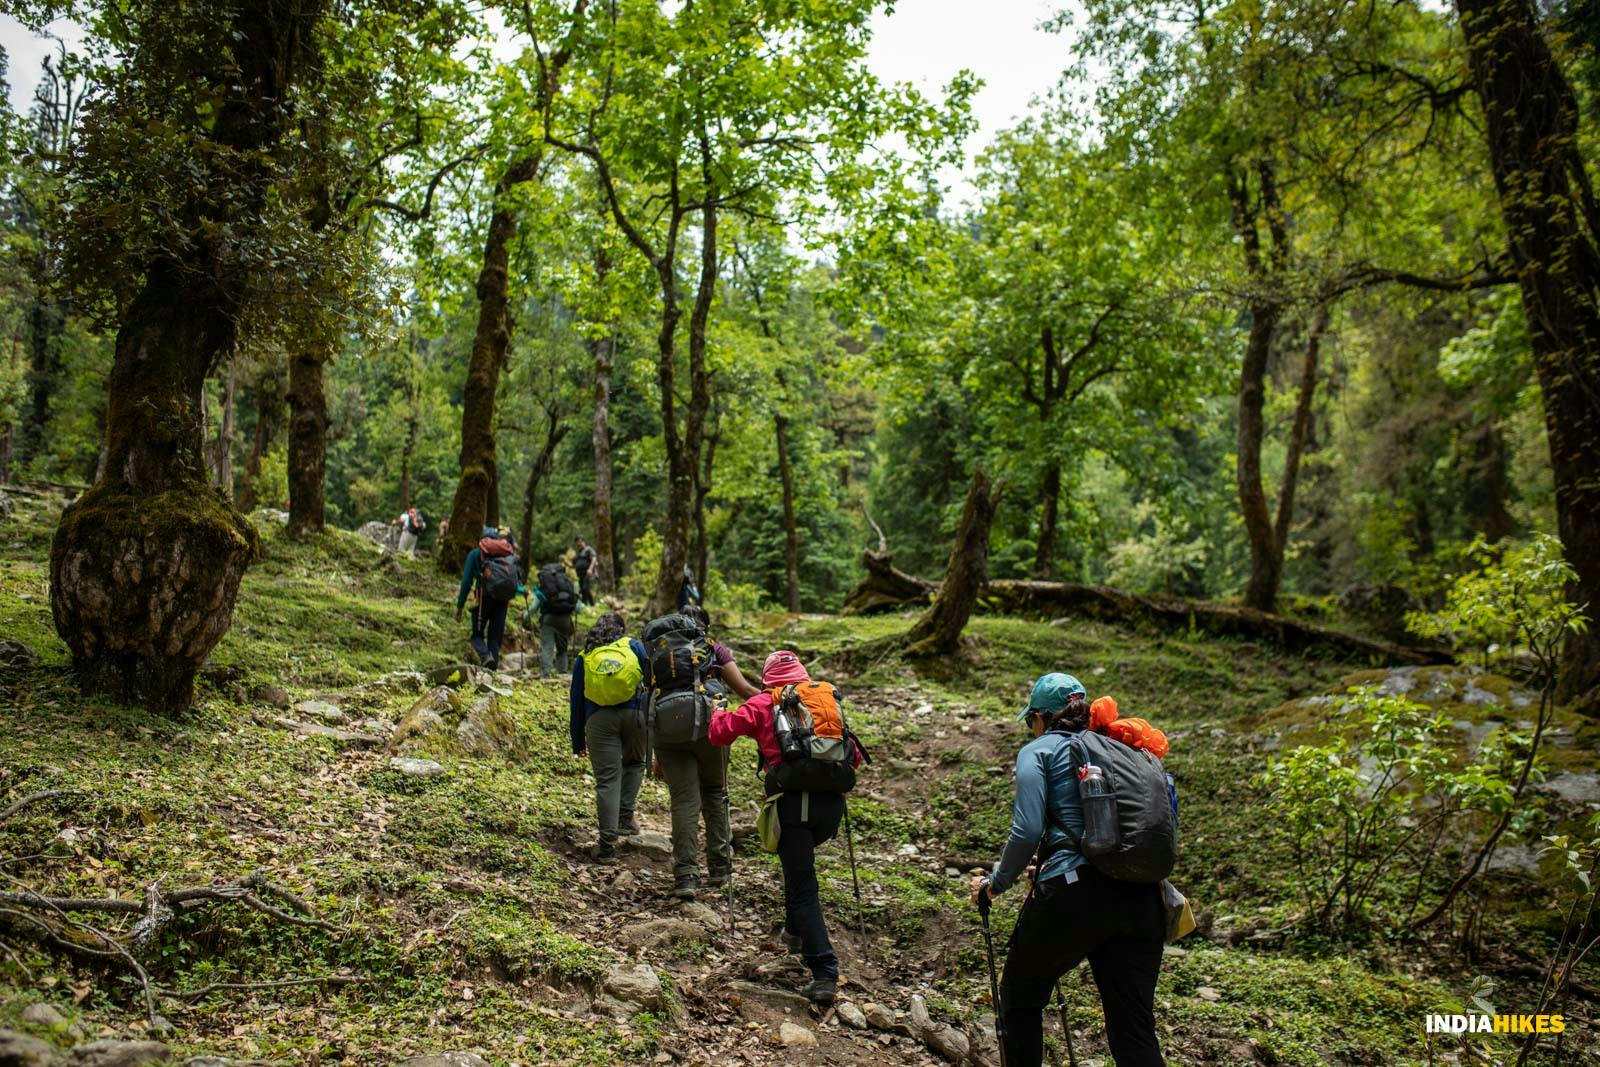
left=990, top=730, right=1087, bottom=895
left=568, top=638, right=649, bottom=754
left=456, top=548, right=482, bottom=610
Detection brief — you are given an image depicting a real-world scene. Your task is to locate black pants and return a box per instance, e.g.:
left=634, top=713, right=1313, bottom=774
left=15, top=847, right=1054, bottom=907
left=579, top=573, right=595, bottom=606
left=481, top=596, right=511, bottom=664
left=1001, top=866, right=1166, bottom=1067
left=776, top=790, right=844, bottom=982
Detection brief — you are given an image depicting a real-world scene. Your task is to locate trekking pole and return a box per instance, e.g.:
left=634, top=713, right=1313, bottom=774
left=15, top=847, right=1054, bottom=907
left=722, top=744, right=734, bottom=928
left=974, top=876, right=1008, bottom=1067
left=843, top=800, right=866, bottom=944
left=1056, top=976, right=1079, bottom=1067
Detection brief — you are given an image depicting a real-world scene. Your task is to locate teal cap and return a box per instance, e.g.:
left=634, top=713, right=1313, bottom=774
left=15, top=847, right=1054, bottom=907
left=1016, top=673, right=1086, bottom=721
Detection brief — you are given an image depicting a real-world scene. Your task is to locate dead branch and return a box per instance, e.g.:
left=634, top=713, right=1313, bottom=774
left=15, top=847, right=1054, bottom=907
left=0, top=789, right=79, bottom=823
left=158, top=973, right=368, bottom=1001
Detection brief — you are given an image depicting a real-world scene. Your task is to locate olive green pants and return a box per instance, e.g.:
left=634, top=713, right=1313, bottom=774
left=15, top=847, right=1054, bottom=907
left=586, top=706, right=645, bottom=847
left=654, top=739, right=732, bottom=881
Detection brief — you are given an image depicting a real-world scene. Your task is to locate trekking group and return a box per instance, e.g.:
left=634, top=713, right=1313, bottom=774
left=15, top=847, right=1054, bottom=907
left=453, top=526, right=1186, bottom=1064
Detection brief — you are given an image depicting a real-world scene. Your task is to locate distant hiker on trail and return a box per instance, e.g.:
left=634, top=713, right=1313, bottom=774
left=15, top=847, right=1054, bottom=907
left=642, top=610, right=730, bottom=901
left=970, top=673, right=1170, bottom=1067
left=708, top=650, right=865, bottom=1006
left=573, top=536, right=598, bottom=606
left=455, top=527, right=521, bottom=671
left=525, top=561, right=579, bottom=676
left=396, top=506, right=425, bottom=558
left=682, top=605, right=760, bottom=699
left=570, top=611, right=647, bottom=863
left=678, top=565, right=701, bottom=610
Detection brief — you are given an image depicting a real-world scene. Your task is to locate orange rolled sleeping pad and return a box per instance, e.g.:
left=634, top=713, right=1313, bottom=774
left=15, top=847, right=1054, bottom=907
left=1089, top=695, right=1169, bottom=758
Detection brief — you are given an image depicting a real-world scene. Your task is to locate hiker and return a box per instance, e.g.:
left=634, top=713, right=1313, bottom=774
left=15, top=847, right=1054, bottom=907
left=707, top=650, right=864, bottom=1006
left=682, top=605, right=759, bottom=699
left=455, top=527, right=522, bottom=671
left=396, top=506, right=426, bottom=557
left=525, top=561, right=579, bottom=676
left=569, top=612, right=647, bottom=862
left=574, top=536, right=599, bottom=606
left=678, top=565, right=701, bottom=610
left=642, top=610, right=731, bottom=900
left=969, top=673, right=1168, bottom=1067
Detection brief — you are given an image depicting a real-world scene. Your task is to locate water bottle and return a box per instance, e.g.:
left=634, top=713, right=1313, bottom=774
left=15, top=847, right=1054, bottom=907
left=1077, top=762, right=1120, bottom=856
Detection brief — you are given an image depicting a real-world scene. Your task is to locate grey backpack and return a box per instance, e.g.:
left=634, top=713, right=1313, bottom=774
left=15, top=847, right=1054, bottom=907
left=1066, top=729, right=1179, bottom=884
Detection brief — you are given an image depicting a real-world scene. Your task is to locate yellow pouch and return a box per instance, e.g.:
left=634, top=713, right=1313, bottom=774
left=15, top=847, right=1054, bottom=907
left=1162, top=879, right=1197, bottom=943
left=757, top=792, right=783, bottom=853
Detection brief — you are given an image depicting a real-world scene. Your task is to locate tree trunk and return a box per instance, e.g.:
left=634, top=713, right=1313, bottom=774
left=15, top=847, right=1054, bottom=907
left=693, top=429, right=717, bottom=594
left=1238, top=302, right=1284, bottom=612
left=775, top=412, right=802, bottom=612
left=1457, top=0, right=1600, bottom=712
left=904, top=468, right=999, bottom=656
left=20, top=297, right=64, bottom=467
left=214, top=357, right=237, bottom=498
left=236, top=355, right=286, bottom=512
left=517, top=405, right=569, bottom=557
left=1033, top=461, right=1061, bottom=579
left=287, top=344, right=328, bottom=538
left=0, top=421, right=13, bottom=484
left=1477, top=422, right=1513, bottom=544
left=49, top=0, right=322, bottom=712
left=441, top=154, right=541, bottom=570
left=399, top=381, right=418, bottom=512
left=1272, top=302, right=1330, bottom=555
left=590, top=328, right=616, bottom=594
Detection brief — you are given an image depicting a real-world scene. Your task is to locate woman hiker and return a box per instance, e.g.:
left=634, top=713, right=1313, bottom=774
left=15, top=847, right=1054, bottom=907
left=569, top=612, right=648, bottom=863
left=707, top=650, right=863, bottom=1006
left=969, top=672, right=1167, bottom=1067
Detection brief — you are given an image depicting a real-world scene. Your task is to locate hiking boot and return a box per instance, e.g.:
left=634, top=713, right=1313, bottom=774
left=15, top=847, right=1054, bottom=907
left=671, top=876, right=699, bottom=900
left=799, top=979, right=837, bottom=1006
left=782, top=930, right=802, bottom=955
left=705, top=863, right=731, bottom=887
left=590, top=842, right=620, bottom=865
left=618, top=816, right=640, bottom=837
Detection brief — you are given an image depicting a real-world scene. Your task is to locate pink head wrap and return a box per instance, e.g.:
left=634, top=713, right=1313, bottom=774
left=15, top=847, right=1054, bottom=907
left=762, top=650, right=810, bottom=687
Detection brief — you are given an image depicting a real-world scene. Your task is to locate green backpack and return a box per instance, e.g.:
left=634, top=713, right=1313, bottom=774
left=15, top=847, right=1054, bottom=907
left=584, top=638, right=643, bottom=706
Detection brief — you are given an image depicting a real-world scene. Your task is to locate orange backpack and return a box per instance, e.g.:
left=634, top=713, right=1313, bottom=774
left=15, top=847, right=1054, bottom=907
left=765, top=681, right=857, bottom=793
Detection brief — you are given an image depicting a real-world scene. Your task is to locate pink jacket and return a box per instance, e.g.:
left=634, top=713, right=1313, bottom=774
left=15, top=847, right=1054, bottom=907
left=708, top=690, right=864, bottom=770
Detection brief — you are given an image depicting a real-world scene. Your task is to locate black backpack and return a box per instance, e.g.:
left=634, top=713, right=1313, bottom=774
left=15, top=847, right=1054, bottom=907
left=538, top=563, right=577, bottom=614
left=482, top=552, right=520, bottom=602
left=641, top=613, right=714, bottom=693
left=1062, top=730, right=1179, bottom=884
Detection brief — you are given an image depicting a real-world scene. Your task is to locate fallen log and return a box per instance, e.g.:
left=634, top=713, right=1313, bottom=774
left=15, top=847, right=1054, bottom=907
left=984, top=580, right=1452, bottom=665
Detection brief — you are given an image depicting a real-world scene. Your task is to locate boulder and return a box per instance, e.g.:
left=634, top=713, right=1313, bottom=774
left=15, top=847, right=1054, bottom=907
left=356, top=521, right=398, bottom=550
left=456, top=694, right=528, bottom=760
left=293, top=699, right=347, bottom=724
left=19, top=1004, right=67, bottom=1029
left=0, top=641, right=37, bottom=669
left=251, top=508, right=289, bottom=526
left=617, top=918, right=707, bottom=952
left=623, top=831, right=673, bottom=857
left=425, top=664, right=482, bottom=689
left=836, top=1002, right=868, bottom=1029
left=69, top=1041, right=172, bottom=1067
left=602, top=963, right=664, bottom=1011
left=390, top=687, right=457, bottom=752
left=388, top=757, right=446, bottom=778
left=252, top=684, right=291, bottom=709
left=0, top=1029, right=60, bottom=1067
left=777, top=1022, right=817, bottom=1049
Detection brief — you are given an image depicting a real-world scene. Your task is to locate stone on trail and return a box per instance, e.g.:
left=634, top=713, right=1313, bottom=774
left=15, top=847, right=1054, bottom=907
left=618, top=918, right=707, bottom=952
left=677, top=901, right=722, bottom=927
left=252, top=684, right=291, bottom=709
left=69, top=1040, right=172, bottom=1067
left=836, top=1002, right=868, bottom=1029
left=1538, top=772, right=1600, bottom=804
left=624, top=831, right=673, bottom=856
left=0, top=640, right=37, bottom=668
left=357, top=520, right=397, bottom=549
left=602, top=963, right=664, bottom=1011
left=0, top=1029, right=58, bottom=1067
left=777, top=1022, right=817, bottom=1049
left=293, top=699, right=346, bottom=724
left=1195, top=986, right=1222, bottom=1002
left=388, top=756, right=446, bottom=778
left=391, top=687, right=456, bottom=751
left=19, top=1004, right=67, bottom=1029
left=273, top=717, right=382, bottom=749
left=498, top=652, right=527, bottom=674
left=455, top=693, right=527, bottom=760
left=862, top=1002, right=898, bottom=1031
left=395, top=1056, right=492, bottom=1067
left=728, top=980, right=814, bottom=1014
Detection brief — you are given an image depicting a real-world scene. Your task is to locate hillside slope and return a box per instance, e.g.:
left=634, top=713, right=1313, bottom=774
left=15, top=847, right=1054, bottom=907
left=1, top=491, right=1595, bottom=1066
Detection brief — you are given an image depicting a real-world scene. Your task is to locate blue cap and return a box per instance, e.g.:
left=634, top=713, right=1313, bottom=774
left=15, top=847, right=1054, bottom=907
left=1016, top=673, right=1086, bottom=721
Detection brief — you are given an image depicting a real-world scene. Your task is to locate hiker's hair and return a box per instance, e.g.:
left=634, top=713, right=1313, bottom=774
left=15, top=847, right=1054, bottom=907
left=683, top=605, right=711, bottom=631
left=584, top=611, right=627, bottom=653
left=1045, top=693, right=1091, bottom=732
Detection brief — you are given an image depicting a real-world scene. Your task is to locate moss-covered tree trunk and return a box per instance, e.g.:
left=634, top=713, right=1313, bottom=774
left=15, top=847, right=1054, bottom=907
left=440, top=154, right=541, bottom=571
left=775, top=411, right=802, bottom=612
left=590, top=329, right=616, bottom=594
left=904, top=468, right=998, bottom=656
left=287, top=344, right=328, bottom=539
left=50, top=0, right=323, bottom=711
left=1032, top=461, right=1061, bottom=579
left=1458, top=0, right=1600, bottom=714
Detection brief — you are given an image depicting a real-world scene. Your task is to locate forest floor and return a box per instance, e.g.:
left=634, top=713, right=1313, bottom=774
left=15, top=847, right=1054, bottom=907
left=2, top=492, right=1599, bottom=1066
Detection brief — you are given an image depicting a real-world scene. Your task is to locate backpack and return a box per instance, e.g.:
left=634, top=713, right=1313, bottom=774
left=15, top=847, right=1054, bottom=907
left=641, top=613, right=714, bottom=693
left=650, top=686, right=714, bottom=747
left=765, top=681, right=860, bottom=794
left=479, top=538, right=520, bottom=602
left=538, top=563, right=578, bottom=614
left=583, top=637, right=643, bottom=706
left=1061, top=729, right=1179, bottom=884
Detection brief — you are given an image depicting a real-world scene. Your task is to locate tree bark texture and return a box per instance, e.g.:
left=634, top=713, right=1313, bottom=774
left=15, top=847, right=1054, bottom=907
left=1034, top=461, right=1061, bottom=579
left=693, top=427, right=718, bottom=595
left=1458, top=0, right=1600, bottom=712
left=21, top=298, right=64, bottom=467
left=589, top=329, right=616, bottom=594
left=1272, top=302, right=1330, bottom=556
left=904, top=468, right=999, bottom=656
left=213, top=358, right=237, bottom=498
left=50, top=0, right=324, bottom=711
left=775, top=411, right=802, bottom=612
left=287, top=344, right=328, bottom=538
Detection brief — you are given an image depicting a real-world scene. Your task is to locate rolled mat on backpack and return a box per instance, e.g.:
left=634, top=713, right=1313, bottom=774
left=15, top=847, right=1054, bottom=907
left=1089, top=695, right=1169, bottom=758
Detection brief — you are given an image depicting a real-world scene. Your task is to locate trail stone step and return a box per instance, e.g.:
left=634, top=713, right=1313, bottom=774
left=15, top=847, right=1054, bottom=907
left=270, top=717, right=383, bottom=748
left=293, top=699, right=346, bottom=724
left=728, top=980, right=813, bottom=1014
left=777, top=1021, right=817, bottom=1048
